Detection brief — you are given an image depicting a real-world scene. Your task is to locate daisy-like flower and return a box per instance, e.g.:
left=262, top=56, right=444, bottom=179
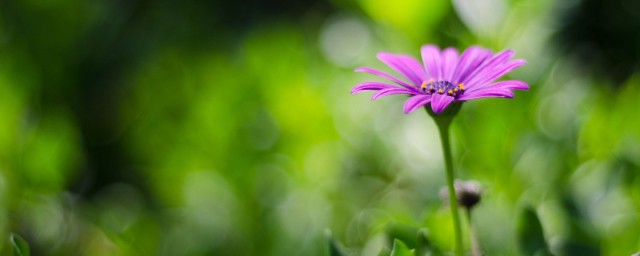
left=351, top=45, right=528, bottom=114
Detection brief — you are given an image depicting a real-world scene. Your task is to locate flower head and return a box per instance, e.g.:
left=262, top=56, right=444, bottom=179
left=351, top=45, right=528, bottom=114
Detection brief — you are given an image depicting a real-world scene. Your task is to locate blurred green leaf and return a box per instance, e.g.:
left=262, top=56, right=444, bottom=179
left=10, top=233, right=30, bottom=256
left=386, top=222, right=418, bottom=249
left=517, top=207, right=551, bottom=256
left=326, top=230, right=347, bottom=256
left=356, top=0, right=449, bottom=40
left=377, top=247, right=392, bottom=256
left=416, top=229, right=442, bottom=256
left=390, top=239, right=413, bottom=256
left=560, top=195, right=600, bottom=256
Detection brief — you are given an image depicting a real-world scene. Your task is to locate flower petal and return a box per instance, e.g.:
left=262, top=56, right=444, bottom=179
left=403, top=94, right=432, bottom=114
left=456, top=88, right=514, bottom=101
left=355, top=67, right=414, bottom=89
left=461, top=49, right=515, bottom=85
left=377, top=52, right=426, bottom=85
left=480, top=80, right=529, bottom=91
left=453, top=46, right=492, bottom=83
left=421, top=44, right=441, bottom=80
left=371, top=87, right=417, bottom=100
left=351, top=82, right=403, bottom=95
left=399, top=55, right=428, bottom=81
left=465, top=59, right=526, bottom=89
left=430, top=93, right=456, bottom=114
left=441, top=47, right=459, bottom=82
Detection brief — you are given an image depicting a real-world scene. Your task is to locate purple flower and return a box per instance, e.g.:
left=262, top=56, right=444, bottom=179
left=351, top=45, right=528, bottom=114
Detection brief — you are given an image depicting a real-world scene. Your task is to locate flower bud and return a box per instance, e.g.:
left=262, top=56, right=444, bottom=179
left=440, top=180, right=482, bottom=210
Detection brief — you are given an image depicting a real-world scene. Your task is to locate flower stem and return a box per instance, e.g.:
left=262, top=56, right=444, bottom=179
left=436, top=120, right=463, bottom=256
left=466, top=208, right=481, bottom=256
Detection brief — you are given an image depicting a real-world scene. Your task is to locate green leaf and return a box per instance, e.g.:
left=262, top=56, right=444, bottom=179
left=326, top=230, right=347, bottom=256
left=390, top=239, right=414, bottom=256
left=385, top=222, right=419, bottom=249
left=10, top=233, right=30, bottom=256
left=559, top=195, right=600, bottom=256
left=517, top=207, right=551, bottom=256
left=416, top=229, right=442, bottom=256
left=377, top=247, right=392, bottom=256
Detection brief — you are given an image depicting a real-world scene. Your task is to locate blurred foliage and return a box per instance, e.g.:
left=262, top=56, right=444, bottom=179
left=10, top=233, right=30, bottom=256
left=517, top=207, right=550, bottom=256
left=327, top=230, right=348, bottom=256
left=389, top=239, right=412, bottom=256
left=0, top=0, right=639, bottom=255
left=554, top=0, right=640, bottom=85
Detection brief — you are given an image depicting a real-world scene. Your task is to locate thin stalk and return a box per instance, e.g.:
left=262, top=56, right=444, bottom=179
left=436, top=121, right=463, bottom=256
left=467, top=208, right=481, bottom=256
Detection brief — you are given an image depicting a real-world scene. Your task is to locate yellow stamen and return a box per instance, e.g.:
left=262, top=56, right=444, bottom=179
left=438, top=89, right=444, bottom=94
left=427, top=79, right=434, bottom=84
left=429, top=86, right=435, bottom=92
left=421, top=81, right=427, bottom=90
left=454, top=88, right=459, bottom=93
left=458, top=83, right=465, bottom=90
left=448, top=90, right=454, bottom=95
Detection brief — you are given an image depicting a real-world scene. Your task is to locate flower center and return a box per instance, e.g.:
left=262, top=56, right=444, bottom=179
left=420, top=79, right=465, bottom=97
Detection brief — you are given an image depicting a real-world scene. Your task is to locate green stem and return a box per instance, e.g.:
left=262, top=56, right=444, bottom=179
left=467, top=208, right=481, bottom=256
left=436, top=120, right=463, bottom=256
left=426, top=102, right=463, bottom=256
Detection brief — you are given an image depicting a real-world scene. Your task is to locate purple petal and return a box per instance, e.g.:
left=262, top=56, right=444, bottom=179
left=452, top=46, right=492, bottom=83
left=421, top=45, right=441, bottom=80
left=403, top=94, right=432, bottom=114
left=351, top=82, right=403, bottom=95
left=441, top=47, right=459, bottom=82
left=371, top=87, right=417, bottom=100
left=377, top=52, right=426, bottom=85
left=399, top=55, right=428, bottom=81
left=460, top=49, right=515, bottom=85
left=481, top=80, right=529, bottom=91
left=457, top=88, right=514, bottom=101
left=355, top=67, right=414, bottom=89
left=430, top=93, right=456, bottom=114
left=465, top=59, right=526, bottom=90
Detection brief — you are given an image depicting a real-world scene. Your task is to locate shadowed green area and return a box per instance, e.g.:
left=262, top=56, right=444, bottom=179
left=0, top=0, right=639, bottom=255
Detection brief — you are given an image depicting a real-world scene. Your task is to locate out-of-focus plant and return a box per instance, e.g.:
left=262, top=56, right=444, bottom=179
left=9, top=234, right=29, bottom=256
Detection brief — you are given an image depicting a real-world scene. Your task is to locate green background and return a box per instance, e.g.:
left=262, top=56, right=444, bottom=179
left=1, top=0, right=639, bottom=255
